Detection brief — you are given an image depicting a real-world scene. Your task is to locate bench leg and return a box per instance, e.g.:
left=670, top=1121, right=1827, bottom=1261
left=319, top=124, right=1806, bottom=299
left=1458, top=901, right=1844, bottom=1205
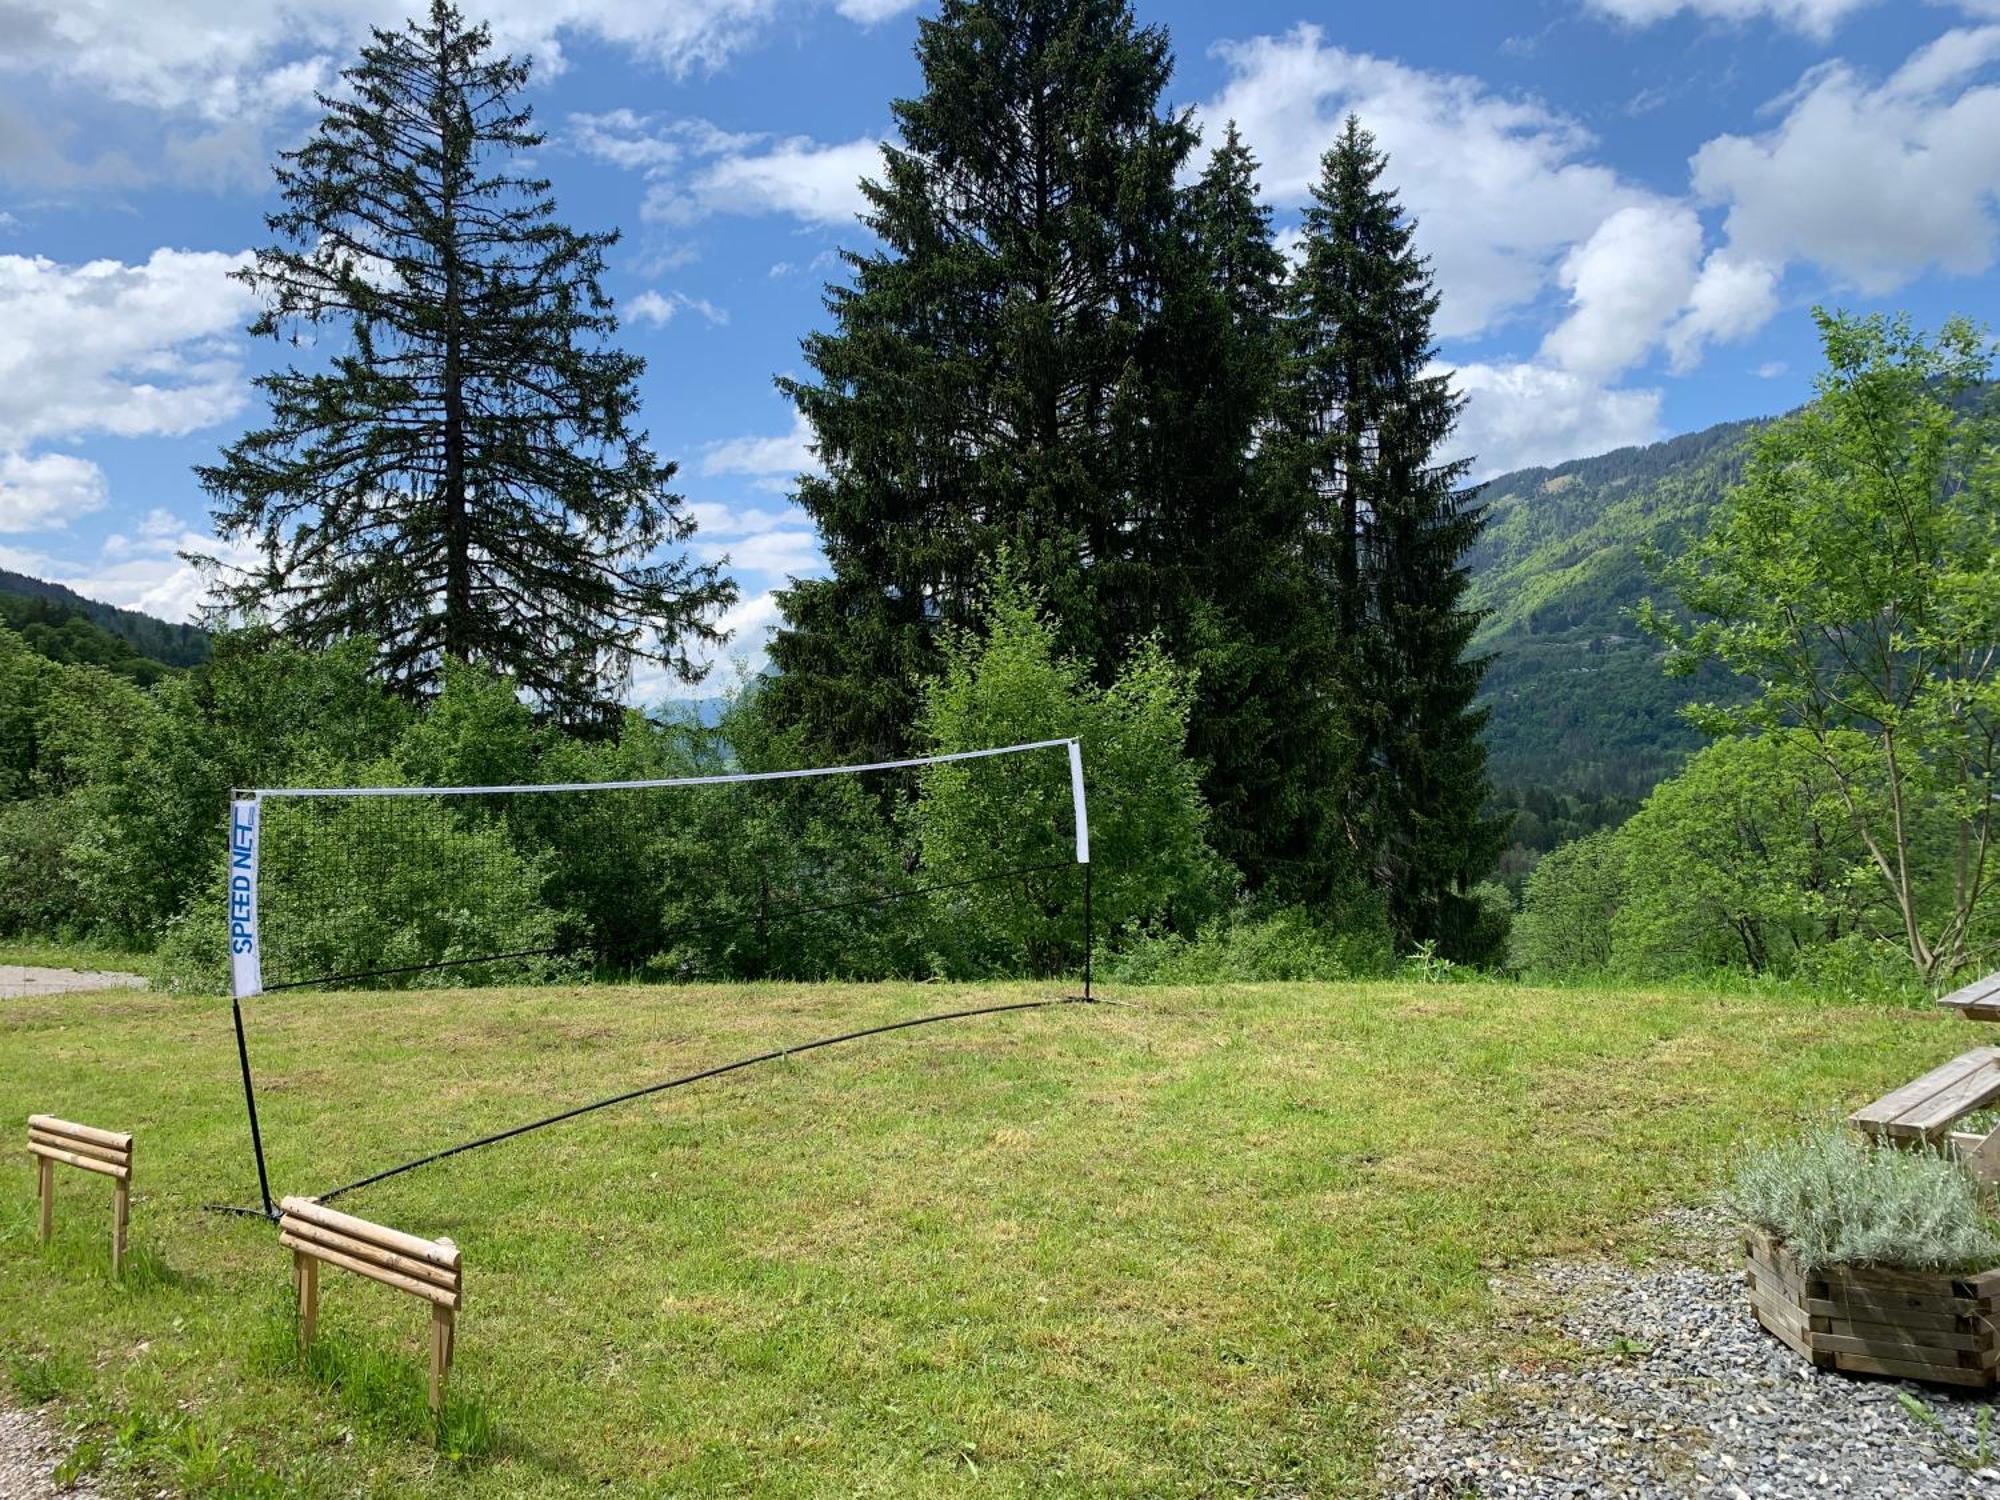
left=112, top=1178, right=129, bottom=1278
left=429, top=1304, right=454, bottom=1416
left=36, top=1157, right=52, bottom=1245
left=294, top=1251, right=318, bottom=1351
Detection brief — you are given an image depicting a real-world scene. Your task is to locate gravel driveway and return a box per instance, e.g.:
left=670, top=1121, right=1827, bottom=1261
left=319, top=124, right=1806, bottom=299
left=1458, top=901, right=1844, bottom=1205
left=0, top=965, right=147, bottom=998
left=1379, top=1210, right=2000, bottom=1497
left=0, top=1404, right=105, bottom=1499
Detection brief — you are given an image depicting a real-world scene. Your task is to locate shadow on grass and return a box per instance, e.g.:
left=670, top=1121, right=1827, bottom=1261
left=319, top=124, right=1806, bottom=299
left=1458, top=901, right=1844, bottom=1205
left=251, top=1298, right=500, bottom=1462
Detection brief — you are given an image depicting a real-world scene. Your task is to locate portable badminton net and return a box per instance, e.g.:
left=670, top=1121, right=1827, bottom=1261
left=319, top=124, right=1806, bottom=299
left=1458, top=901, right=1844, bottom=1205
left=221, top=737, right=1094, bottom=1217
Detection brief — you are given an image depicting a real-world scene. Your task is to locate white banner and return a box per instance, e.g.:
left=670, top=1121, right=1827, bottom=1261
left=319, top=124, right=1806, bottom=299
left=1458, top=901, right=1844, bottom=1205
left=1067, top=739, right=1090, bottom=865
left=228, top=798, right=262, bottom=998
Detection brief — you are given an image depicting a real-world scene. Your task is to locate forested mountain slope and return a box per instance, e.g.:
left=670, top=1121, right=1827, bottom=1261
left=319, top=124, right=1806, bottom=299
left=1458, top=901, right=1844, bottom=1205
left=0, top=570, right=208, bottom=683
left=1468, top=415, right=1768, bottom=808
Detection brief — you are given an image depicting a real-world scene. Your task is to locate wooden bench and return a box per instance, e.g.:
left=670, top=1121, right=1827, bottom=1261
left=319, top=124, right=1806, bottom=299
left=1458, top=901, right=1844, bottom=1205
left=27, top=1115, right=133, bottom=1276
left=1850, top=1048, right=2000, bottom=1183
left=1939, top=969, right=2000, bottom=1021
left=278, top=1196, right=462, bottom=1413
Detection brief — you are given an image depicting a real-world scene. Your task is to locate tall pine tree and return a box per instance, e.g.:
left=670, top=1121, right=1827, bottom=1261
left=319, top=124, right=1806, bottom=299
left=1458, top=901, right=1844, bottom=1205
left=765, top=0, right=1206, bottom=761
left=1169, top=123, right=1319, bottom=884
left=1273, top=116, right=1505, bottom=954
left=197, top=1, right=732, bottom=726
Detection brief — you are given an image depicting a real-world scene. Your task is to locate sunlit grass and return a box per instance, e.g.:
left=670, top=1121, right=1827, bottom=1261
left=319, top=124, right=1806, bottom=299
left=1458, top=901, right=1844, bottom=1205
left=0, top=975, right=1968, bottom=1495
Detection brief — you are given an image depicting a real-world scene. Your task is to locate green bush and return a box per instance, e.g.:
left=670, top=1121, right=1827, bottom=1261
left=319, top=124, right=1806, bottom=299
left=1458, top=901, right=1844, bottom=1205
left=1729, top=1126, right=2000, bottom=1273
left=913, top=565, right=1231, bottom=978
left=1512, top=828, right=1623, bottom=978
left=1104, top=904, right=1392, bottom=985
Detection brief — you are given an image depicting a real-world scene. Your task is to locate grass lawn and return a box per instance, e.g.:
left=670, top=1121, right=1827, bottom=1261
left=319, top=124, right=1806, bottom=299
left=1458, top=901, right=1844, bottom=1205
left=0, top=976, right=1965, bottom=1497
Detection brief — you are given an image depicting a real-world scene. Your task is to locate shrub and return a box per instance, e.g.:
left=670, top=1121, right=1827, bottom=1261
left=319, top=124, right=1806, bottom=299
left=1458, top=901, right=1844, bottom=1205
left=1104, top=904, right=1393, bottom=985
left=1511, top=828, right=1623, bottom=978
left=1728, top=1126, right=2000, bottom=1273
left=913, top=564, right=1231, bottom=978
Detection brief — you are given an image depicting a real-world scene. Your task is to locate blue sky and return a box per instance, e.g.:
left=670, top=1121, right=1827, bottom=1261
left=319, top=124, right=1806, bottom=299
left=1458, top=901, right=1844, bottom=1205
left=1, top=0, right=1996, bottom=700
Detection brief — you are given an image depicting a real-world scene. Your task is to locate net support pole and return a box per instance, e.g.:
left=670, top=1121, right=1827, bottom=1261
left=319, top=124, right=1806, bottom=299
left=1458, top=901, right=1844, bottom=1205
left=1066, top=739, right=1093, bottom=1002
left=227, top=793, right=273, bottom=1218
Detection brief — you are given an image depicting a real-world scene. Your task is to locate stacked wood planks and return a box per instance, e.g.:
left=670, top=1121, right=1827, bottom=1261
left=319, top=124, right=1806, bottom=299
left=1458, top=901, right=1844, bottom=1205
left=27, top=1114, right=133, bottom=1277
left=1745, top=1229, right=2000, bottom=1389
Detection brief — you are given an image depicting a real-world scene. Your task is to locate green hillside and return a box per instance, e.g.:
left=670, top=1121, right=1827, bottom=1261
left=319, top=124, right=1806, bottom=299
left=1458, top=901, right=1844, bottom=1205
left=0, top=571, right=208, bottom=685
left=0, top=567, right=209, bottom=670
left=1469, top=416, right=1768, bottom=807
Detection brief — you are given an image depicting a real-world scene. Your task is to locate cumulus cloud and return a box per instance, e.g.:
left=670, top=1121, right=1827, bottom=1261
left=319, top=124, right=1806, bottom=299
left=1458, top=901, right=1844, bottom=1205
left=1663, top=252, right=1781, bottom=373
left=698, top=409, right=820, bottom=490
left=626, top=289, right=728, bottom=326
left=1691, top=27, right=2000, bottom=291
left=1443, top=360, right=1665, bottom=479
left=1582, top=0, right=1874, bottom=38
left=0, top=2, right=795, bottom=124
left=0, top=247, right=255, bottom=449
left=833, top=0, right=921, bottom=21
left=574, top=111, right=880, bottom=228
left=0, top=451, right=108, bottom=533
left=1206, top=25, right=1645, bottom=339
left=1541, top=203, right=1704, bottom=379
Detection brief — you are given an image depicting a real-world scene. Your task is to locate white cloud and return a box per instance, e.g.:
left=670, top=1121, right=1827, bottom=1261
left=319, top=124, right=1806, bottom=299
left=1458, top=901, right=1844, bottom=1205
left=1443, top=360, right=1665, bottom=478
left=1207, top=25, right=1645, bottom=339
left=1541, top=203, right=1704, bottom=379
left=634, top=587, right=785, bottom=703
left=678, top=134, right=879, bottom=225
left=1755, top=359, right=1789, bottom=378
left=699, top=410, right=819, bottom=489
left=0, top=451, right=107, bottom=533
left=575, top=110, right=880, bottom=229
left=1663, top=252, right=1781, bottom=372
left=833, top=0, right=920, bottom=21
left=687, top=500, right=810, bottom=536
left=1581, top=0, right=1873, bottom=38
left=1691, top=27, right=2000, bottom=291
left=626, top=289, right=729, bottom=326
left=0, top=2, right=797, bottom=125
left=701, top=528, right=823, bottom=575
left=0, top=247, right=255, bottom=449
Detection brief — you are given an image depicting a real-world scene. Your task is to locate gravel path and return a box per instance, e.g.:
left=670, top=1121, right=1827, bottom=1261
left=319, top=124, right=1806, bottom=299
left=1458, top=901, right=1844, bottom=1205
left=0, top=965, right=147, bottom=999
left=1379, top=1211, right=2000, bottom=1497
left=0, top=1404, right=106, bottom=1499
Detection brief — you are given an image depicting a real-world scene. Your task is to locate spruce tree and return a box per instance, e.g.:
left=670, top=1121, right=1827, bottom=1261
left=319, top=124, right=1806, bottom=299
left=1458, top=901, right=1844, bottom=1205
left=1274, top=116, right=1505, bottom=952
left=196, top=1, right=732, bottom=726
left=1170, top=123, right=1317, bottom=883
left=765, top=0, right=1202, bottom=761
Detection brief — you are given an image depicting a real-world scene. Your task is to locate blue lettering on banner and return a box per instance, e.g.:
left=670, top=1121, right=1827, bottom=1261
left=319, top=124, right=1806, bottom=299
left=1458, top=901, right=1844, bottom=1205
left=229, top=805, right=257, bottom=956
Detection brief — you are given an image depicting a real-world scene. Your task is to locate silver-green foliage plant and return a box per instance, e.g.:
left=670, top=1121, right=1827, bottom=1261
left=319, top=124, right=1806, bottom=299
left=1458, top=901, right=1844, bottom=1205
left=1729, top=1126, right=2000, bottom=1273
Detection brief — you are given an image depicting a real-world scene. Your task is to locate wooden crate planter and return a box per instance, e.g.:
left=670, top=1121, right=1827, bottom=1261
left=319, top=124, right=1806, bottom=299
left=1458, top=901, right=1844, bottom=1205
left=1745, top=1228, right=2000, bottom=1388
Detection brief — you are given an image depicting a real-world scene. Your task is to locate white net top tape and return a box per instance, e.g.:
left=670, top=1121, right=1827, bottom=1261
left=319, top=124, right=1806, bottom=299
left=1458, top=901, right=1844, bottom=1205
left=250, top=736, right=1080, bottom=800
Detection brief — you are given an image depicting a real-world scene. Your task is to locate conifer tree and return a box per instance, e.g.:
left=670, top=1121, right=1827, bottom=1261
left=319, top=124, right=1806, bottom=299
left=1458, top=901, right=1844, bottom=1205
left=1273, top=116, right=1505, bottom=952
left=196, top=1, right=732, bottom=726
left=765, top=0, right=1203, bottom=760
left=1171, top=123, right=1316, bottom=883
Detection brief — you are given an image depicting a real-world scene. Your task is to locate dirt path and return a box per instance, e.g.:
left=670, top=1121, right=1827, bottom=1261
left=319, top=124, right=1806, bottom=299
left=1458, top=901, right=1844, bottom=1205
left=0, top=965, right=147, bottom=999
left=0, top=1405, right=105, bottom=1499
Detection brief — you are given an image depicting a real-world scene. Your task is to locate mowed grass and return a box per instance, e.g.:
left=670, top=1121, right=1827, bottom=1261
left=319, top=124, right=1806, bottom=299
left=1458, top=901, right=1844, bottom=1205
left=0, top=977, right=1963, bottom=1496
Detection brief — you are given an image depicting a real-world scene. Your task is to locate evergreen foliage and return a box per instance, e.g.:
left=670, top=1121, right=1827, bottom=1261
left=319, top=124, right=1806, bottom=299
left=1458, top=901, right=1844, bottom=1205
left=196, top=0, right=731, bottom=726
left=1267, top=116, right=1503, bottom=955
left=0, top=568, right=210, bottom=668
left=765, top=0, right=1220, bottom=761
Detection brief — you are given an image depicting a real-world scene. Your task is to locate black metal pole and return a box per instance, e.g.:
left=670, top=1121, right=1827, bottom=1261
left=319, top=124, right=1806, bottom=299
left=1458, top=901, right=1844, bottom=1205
left=1082, top=862, right=1094, bottom=1002
left=230, top=995, right=274, bottom=1218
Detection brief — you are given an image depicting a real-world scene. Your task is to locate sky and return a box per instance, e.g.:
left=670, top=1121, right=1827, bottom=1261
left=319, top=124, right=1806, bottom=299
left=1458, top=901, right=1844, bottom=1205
left=1, top=0, right=1997, bottom=701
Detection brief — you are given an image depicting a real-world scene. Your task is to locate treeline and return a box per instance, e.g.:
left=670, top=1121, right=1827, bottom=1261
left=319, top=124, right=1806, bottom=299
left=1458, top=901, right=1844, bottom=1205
left=162, top=0, right=1509, bottom=974
left=0, top=579, right=1405, bottom=989
left=1515, top=312, right=2000, bottom=996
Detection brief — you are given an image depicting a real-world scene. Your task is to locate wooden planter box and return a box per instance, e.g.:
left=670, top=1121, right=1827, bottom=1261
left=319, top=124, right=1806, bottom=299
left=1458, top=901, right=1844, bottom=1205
left=1745, top=1228, right=2000, bottom=1388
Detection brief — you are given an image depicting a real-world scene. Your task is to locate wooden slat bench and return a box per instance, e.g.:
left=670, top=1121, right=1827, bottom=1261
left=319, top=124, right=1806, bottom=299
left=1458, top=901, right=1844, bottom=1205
left=1850, top=1048, right=2000, bottom=1183
left=278, top=1196, right=462, bottom=1413
left=1939, top=969, right=2000, bottom=1022
left=27, top=1115, right=133, bottom=1276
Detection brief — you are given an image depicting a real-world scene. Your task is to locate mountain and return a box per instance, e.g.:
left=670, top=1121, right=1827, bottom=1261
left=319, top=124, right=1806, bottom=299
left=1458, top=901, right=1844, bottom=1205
left=1467, top=414, right=1770, bottom=825
left=0, top=570, right=209, bottom=684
